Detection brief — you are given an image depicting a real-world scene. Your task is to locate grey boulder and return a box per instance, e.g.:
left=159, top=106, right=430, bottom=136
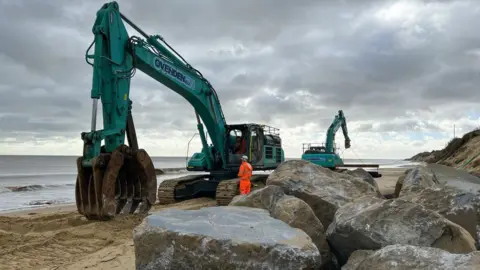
left=266, top=160, right=381, bottom=228
left=341, top=250, right=374, bottom=270
left=133, top=206, right=321, bottom=270
left=394, top=165, right=440, bottom=197
left=399, top=185, right=479, bottom=242
left=229, top=185, right=285, bottom=213
left=230, top=186, right=332, bottom=268
left=326, top=196, right=476, bottom=265
left=342, top=244, right=480, bottom=270
left=343, top=168, right=382, bottom=197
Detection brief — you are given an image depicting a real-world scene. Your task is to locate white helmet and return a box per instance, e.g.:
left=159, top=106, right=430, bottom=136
left=241, top=155, right=248, bottom=160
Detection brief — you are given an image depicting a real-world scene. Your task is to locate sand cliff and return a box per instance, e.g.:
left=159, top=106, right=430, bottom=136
left=406, top=129, right=480, bottom=177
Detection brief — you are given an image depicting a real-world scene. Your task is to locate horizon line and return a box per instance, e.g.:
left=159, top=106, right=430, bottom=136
left=0, top=154, right=408, bottom=160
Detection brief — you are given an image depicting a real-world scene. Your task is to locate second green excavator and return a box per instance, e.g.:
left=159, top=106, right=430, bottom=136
left=301, top=110, right=381, bottom=177
left=75, top=2, right=285, bottom=220
left=301, top=110, right=350, bottom=168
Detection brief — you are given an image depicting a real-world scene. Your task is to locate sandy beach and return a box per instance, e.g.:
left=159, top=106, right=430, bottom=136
left=0, top=168, right=405, bottom=270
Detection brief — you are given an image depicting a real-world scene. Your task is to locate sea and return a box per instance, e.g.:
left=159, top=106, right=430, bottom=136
left=0, top=155, right=419, bottom=213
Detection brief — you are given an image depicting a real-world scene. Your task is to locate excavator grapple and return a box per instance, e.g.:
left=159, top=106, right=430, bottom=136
left=75, top=144, right=157, bottom=220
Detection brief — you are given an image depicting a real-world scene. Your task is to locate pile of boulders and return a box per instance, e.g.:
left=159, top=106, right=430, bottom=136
left=132, top=160, right=480, bottom=269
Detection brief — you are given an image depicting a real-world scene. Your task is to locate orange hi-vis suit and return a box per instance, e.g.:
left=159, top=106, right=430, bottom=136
left=238, top=160, right=253, bottom=195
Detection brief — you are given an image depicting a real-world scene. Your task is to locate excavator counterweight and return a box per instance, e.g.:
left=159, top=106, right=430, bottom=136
left=76, top=2, right=285, bottom=220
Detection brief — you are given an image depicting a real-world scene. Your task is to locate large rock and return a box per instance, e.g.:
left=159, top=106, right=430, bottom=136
left=229, top=185, right=285, bottom=213
left=393, top=168, right=412, bottom=198
left=342, top=244, right=480, bottom=270
left=133, top=206, right=321, bottom=270
left=271, top=196, right=333, bottom=268
left=344, top=168, right=382, bottom=197
left=325, top=196, right=476, bottom=265
left=399, top=185, right=479, bottom=241
left=230, top=186, right=332, bottom=268
left=341, top=250, right=374, bottom=270
left=394, top=165, right=440, bottom=197
left=266, top=160, right=381, bottom=228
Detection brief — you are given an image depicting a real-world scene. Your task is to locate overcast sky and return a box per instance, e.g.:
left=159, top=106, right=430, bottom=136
left=0, top=0, right=479, bottom=159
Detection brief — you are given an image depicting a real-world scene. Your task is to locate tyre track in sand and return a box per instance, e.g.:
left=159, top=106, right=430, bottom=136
left=0, top=198, right=217, bottom=270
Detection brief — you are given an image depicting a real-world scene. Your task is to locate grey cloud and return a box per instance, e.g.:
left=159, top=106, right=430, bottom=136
left=353, top=119, right=443, bottom=133
left=0, top=115, right=77, bottom=133
left=355, top=123, right=374, bottom=132
left=0, top=0, right=478, bottom=147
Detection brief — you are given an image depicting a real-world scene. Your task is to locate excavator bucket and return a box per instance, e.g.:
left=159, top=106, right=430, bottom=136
left=75, top=144, right=157, bottom=220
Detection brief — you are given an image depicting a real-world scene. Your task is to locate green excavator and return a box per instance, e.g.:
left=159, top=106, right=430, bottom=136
left=76, top=2, right=285, bottom=220
left=301, top=110, right=350, bottom=168
left=301, top=110, right=381, bottom=177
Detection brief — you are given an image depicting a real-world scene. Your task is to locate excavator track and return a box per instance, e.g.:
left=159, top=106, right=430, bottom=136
left=215, top=179, right=240, bottom=206
left=75, top=144, right=157, bottom=220
left=157, top=175, right=209, bottom=205
left=157, top=174, right=269, bottom=206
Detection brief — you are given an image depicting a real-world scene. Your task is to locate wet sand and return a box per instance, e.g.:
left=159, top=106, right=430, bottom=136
left=0, top=198, right=217, bottom=270
left=0, top=168, right=407, bottom=270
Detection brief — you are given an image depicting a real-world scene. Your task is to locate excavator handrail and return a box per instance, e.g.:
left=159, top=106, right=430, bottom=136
left=260, top=124, right=281, bottom=135
left=185, top=133, right=199, bottom=167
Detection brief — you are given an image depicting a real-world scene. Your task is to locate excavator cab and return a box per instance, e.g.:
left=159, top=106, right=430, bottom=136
left=187, top=124, right=284, bottom=172
left=225, top=124, right=283, bottom=169
left=304, top=145, right=327, bottom=154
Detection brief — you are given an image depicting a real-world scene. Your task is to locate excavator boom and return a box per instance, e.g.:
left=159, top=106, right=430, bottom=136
left=76, top=2, right=285, bottom=220
left=83, top=3, right=227, bottom=169
left=325, top=110, right=351, bottom=152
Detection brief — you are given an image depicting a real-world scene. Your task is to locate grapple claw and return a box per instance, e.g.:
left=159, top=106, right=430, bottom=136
left=133, top=149, right=157, bottom=211
left=101, top=150, right=124, bottom=217
left=76, top=157, right=92, bottom=218
left=75, top=145, right=158, bottom=220
left=115, top=168, right=128, bottom=214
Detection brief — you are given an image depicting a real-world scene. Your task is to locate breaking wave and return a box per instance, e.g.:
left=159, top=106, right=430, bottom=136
left=27, top=199, right=71, bottom=206
left=0, top=173, right=76, bottom=180
left=156, top=167, right=189, bottom=174
left=0, top=167, right=188, bottom=179
left=0, top=184, right=75, bottom=193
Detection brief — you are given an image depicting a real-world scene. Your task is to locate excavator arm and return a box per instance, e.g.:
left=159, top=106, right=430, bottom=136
left=83, top=2, right=227, bottom=169
left=76, top=2, right=230, bottom=220
left=325, top=110, right=351, bottom=153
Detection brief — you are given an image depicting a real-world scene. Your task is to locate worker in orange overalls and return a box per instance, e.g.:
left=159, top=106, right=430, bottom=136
left=238, top=155, right=253, bottom=195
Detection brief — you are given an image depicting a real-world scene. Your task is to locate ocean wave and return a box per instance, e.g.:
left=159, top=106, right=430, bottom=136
left=155, top=167, right=189, bottom=174
left=0, top=173, right=76, bottom=179
left=0, top=168, right=190, bottom=194
left=27, top=199, right=71, bottom=206
left=1, top=183, right=75, bottom=193
left=0, top=168, right=188, bottom=180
